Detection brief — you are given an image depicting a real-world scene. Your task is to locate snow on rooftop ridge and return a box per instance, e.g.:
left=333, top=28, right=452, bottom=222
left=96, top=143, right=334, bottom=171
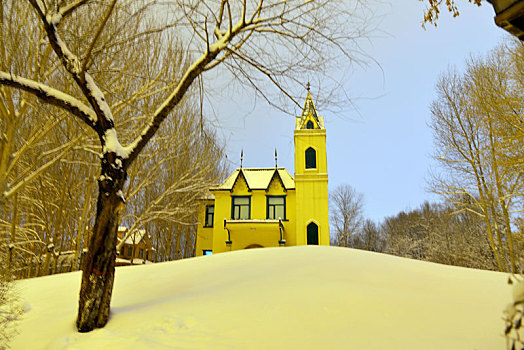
left=117, top=228, right=147, bottom=244
left=211, top=167, right=295, bottom=191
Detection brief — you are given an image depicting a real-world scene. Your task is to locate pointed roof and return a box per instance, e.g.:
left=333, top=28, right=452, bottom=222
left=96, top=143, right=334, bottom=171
left=296, top=91, right=324, bottom=130
left=211, top=168, right=295, bottom=191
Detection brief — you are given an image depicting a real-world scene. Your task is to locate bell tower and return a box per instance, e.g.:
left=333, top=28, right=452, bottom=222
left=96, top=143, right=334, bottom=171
left=294, top=88, right=329, bottom=246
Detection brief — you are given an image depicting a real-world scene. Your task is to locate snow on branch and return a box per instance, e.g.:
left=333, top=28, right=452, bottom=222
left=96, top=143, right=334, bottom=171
left=0, top=71, right=97, bottom=129
left=29, top=0, right=116, bottom=135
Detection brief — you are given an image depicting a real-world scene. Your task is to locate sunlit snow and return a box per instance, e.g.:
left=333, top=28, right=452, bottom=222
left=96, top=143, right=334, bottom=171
left=12, top=246, right=510, bottom=349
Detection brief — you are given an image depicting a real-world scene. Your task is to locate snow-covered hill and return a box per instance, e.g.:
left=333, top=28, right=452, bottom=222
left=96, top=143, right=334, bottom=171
left=12, top=246, right=510, bottom=349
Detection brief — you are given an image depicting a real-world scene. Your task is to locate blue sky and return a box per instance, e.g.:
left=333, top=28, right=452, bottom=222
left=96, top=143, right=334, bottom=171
left=206, top=1, right=507, bottom=224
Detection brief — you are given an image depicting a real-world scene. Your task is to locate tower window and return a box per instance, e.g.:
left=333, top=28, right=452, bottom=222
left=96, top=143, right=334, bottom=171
left=307, top=222, right=319, bottom=245
left=306, top=120, right=314, bottom=129
left=205, top=205, right=214, bottom=227
left=232, top=196, right=251, bottom=220
left=305, top=147, right=316, bottom=169
left=267, top=196, right=286, bottom=220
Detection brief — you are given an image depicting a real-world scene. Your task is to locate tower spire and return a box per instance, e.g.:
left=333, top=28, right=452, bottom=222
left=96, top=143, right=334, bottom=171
left=297, top=86, right=321, bottom=130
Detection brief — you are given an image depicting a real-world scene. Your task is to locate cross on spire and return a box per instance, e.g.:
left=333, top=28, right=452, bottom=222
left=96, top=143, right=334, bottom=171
left=306, top=81, right=310, bottom=92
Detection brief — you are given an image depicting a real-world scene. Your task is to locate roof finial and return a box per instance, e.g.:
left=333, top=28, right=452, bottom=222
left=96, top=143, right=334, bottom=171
left=306, top=81, right=310, bottom=92
left=275, top=148, right=278, bottom=167
left=240, top=149, right=243, bottom=168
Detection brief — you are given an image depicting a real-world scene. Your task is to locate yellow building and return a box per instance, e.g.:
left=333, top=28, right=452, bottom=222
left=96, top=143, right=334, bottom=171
left=195, top=91, right=329, bottom=256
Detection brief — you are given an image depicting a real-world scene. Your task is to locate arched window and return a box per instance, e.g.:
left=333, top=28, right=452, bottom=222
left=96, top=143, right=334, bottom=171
left=305, top=147, right=316, bottom=169
left=307, top=222, right=319, bottom=245
left=306, top=120, right=314, bottom=129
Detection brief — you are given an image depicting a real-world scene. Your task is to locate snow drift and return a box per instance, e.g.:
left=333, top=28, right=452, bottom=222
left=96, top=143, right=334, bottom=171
left=12, top=246, right=510, bottom=349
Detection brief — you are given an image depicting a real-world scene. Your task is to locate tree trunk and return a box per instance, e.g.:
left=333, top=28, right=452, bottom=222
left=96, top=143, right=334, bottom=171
left=76, top=153, right=126, bottom=332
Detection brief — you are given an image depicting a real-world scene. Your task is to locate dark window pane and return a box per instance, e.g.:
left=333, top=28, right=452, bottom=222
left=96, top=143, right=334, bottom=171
left=205, top=205, right=214, bottom=227
left=307, top=222, right=319, bottom=245
left=305, top=147, right=316, bottom=169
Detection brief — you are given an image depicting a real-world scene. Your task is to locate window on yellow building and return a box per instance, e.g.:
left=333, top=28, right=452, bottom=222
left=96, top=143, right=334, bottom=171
left=306, top=120, right=314, bottom=129
left=232, top=196, right=250, bottom=219
left=203, top=250, right=213, bottom=256
left=205, top=205, right=214, bottom=227
left=139, top=248, right=144, bottom=259
left=128, top=246, right=133, bottom=256
left=267, top=196, right=285, bottom=220
left=305, top=147, right=316, bottom=169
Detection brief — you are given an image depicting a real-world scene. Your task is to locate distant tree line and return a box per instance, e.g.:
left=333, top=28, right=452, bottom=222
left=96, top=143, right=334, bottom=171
left=330, top=185, right=504, bottom=271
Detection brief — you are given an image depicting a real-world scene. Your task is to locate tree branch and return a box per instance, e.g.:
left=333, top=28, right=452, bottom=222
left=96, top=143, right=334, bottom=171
left=0, top=71, right=97, bottom=129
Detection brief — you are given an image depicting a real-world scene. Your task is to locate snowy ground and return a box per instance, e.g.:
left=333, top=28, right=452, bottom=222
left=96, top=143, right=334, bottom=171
left=11, top=246, right=511, bottom=349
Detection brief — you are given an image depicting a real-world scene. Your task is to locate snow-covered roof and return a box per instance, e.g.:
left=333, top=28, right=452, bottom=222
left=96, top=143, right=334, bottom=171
left=116, top=257, right=153, bottom=265
left=198, top=192, right=215, bottom=200
left=118, top=229, right=147, bottom=244
left=211, top=168, right=295, bottom=191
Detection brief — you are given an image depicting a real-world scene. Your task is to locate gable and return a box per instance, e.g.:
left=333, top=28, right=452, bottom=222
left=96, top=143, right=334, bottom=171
left=266, top=170, right=286, bottom=194
left=231, top=171, right=250, bottom=194
left=211, top=168, right=295, bottom=191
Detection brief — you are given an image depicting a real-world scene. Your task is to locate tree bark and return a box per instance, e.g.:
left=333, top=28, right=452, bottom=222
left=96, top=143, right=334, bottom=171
left=76, top=153, right=126, bottom=332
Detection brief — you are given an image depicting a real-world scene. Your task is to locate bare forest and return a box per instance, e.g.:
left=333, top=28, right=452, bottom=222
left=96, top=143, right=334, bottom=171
left=332, top=40, right=524, bottom=274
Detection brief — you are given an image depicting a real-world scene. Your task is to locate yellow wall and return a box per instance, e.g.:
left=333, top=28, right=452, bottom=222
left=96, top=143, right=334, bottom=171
left=204, top=172, right=297, bottom=254
left=195, top=199, right=215, bottom=256
left=294, top=127, right=330, bottom=246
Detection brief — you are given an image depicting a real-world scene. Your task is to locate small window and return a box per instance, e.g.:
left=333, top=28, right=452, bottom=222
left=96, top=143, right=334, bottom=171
left=267, top=196, right=286, bottom=220
left=205, top=205, right=214, bottom=227
left=139, top=248, right=144, bottom=259
left=128, top=246, right=133, bottom=256
left=232, top=196, right=250, bottom=220
left=203, top=250, right=213, bottom=256
left=306, top=120, right=314, bottom=129
left=307, top=222, right=319, bottom=245
left=305, top=147, right=316, bottom=169
left=120, top=247, right=125, bottom=256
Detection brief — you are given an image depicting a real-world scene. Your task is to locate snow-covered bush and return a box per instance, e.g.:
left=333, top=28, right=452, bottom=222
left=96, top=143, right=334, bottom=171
left=0, top=266, right=22, bottom=349
left=505, top=277, right=524, bottom=350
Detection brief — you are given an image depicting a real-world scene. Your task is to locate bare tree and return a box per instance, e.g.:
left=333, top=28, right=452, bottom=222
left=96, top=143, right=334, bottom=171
left=429, top=41, right=524, bottom=273
left=330, top=184, right=364, bottom=247
left=382, top=201, right=499, bottom=270
left=351, top=219, right=385, bottom=252
left=0, top=0, right=375, bottom=332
